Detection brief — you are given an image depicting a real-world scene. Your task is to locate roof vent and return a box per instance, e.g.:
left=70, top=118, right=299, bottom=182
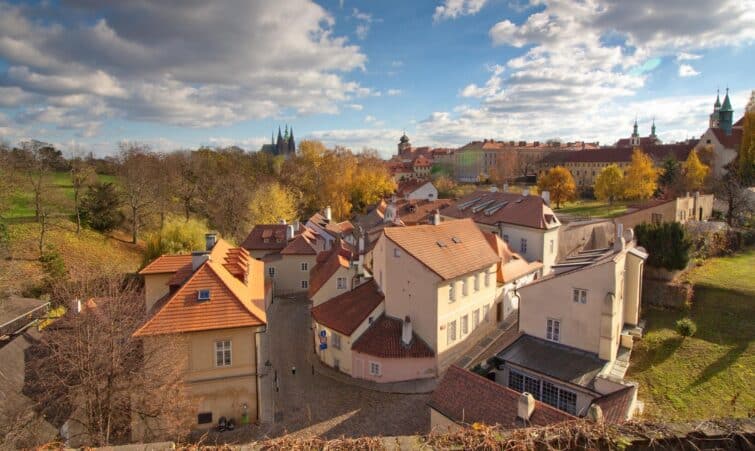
left=197, top=289, right=211, bottom=302
left=451, top=236, right=461, bottom=244
left=436, top=240, right=446, bottom=248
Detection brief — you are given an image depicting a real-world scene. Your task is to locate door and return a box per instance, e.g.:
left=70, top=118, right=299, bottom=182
left=496, top=302, right=503, bottom=323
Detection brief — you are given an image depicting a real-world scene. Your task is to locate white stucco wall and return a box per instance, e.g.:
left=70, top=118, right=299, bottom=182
left=406, top=182, right=439, bottom=201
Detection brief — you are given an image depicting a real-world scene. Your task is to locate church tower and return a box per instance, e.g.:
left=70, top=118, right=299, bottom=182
left=398, top=133, right=411, bottom=155
left=630, top=118, right=640, bottom=147
left=719, top=88, right=734, bottom=135
left=650, top=118, right=657, bottom=139
left=288, top=127, right=296, bottom=154
left=709, top=90, right=721, bottom=128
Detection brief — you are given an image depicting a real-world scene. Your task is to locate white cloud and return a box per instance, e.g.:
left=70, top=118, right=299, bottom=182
left=676, top=52, right=702, bottom=62
left=386, top=89, right=402, bottom=96
left=353, top=8, right=376, bottom=40
left=347, top=103, right=364, bottom=111
left=0, top=0, right=368, bottom=136
left=434, top=0, right=489, bottom=22
left=678, top=64, right=700, bottom=77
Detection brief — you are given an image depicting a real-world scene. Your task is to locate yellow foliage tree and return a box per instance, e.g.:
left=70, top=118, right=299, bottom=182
left=738, top=111, right=755, bottom=185
left=537, top=166, right=576, bottom=208
left=683, top=149, right=709, bottom=191
left=248, top=181, right=298, bottom=225
left=622, top=148, right=657, bottom=200
left=594, top=164, right=624, bottom=204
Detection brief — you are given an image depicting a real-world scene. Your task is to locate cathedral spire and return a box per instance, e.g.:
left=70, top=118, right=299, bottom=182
left=632, top=117, right=638, bottom=137
left=651, top=117, right=656, bottom=137
left=714, top=89, right=721, bottom=110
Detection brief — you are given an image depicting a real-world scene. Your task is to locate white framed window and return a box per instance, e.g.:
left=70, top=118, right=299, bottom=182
left=215, top=340, right=232, bottom=367
left=332, top=332, right=341, bottom=350
left=474, top=274, right=480, bottom=292
left=197, top=289, right=211, bottom=302
left=485, top=271, right=491, bottom=287
left=369, top=361, right=381, bottom=376
left=301, top=262, right=309, bottom=271
left=267, top=267, right=276, bottom=277
left=473, top=309, right=480, bottom=328
left=462, top=279, right=468, bottom=296
left=546, top=318, right=560, bottom=342
left=336, top=277, right=347, bottom=290
left=461, top=315, right=468, bottom=335
left=393, top=247, right=401, bottom=257
left=301, top=280, right=309, bottom=289
left=520, top=238, right=528, bottom=254
left=573, top=288, right=587, bottom=304
left=447, top=320, right=457, bottom=344
left=449, top=283, right=456, bottom=302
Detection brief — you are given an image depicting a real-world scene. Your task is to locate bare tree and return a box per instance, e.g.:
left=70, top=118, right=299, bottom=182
left=25, top=276, right=193, bottom=446
left=118, top=143, right=158, bottom=244
left=70, top=151, right=97, bottom=234
left=14, top=140, right=57, bottom=222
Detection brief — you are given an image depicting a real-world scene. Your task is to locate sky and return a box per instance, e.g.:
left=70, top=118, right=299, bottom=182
left=0, top=0, right=753, bottom=158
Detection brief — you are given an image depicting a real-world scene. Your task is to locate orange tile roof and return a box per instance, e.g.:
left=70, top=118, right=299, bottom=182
left=484, top=232, right=542, bottom=283
left=592, top=386, right=635, bottom=423
left=440, top=191, right=560, bottom=230
left=311, top=279, right=383, bottom=336
left=280, top=227, right=319, bottom=255
left=429, top=366, right=575, bottom=428
left=383, top=218, right=500, bottom=280
left=139, top=255, right=193, bottom=275
left=351, top=315, right=434, bottom=358
left=240, top=224, right=288, bottom=252
left=308, top=242, right=353, bottom=298
left=134, top=239, right=266, bottom=336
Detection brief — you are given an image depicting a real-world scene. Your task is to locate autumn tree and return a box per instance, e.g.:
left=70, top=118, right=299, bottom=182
left=26, top=276, right=193, bottom=446
left=537, top=166, right=576, bottom=208
left=248, top=181, right=298, bottom=225
left=351, top=150, right=396, bottom=213
left=70, top=154, right=97, bottom=234
left=433, top=175, right=457, bottom=198
left=737, top=111, right=755, bottom=185
left=488, top=150, right=518, bottom=185
left=13, top=140, right=56, bottom=221
left=683, top=149, right=709, bottom=191
left=594, top=164, right=624, bottom=204
left=658, top=157, right=683, bottom=197
left=715, top=163, right=752, bottom=226
left=622, top=148, right=657, bottom=200
left=143, top=216, right=207, bottom=266
left=118, top=143, right=158, bottom=243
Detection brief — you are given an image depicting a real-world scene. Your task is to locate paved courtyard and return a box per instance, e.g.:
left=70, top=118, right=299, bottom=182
left=199, top=296, right=431, bottom=444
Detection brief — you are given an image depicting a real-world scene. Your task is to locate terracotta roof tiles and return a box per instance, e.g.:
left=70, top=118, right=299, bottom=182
left=710, top=127, right=743, bottom=150
left=592, top=386, right=635, bottom=423
left=440, top=191, right=560, bottom=230
left=311, top=279, right=384, bottom=336
left=139, top=255, right=193, bottom=274
left=351, top=315, right=435, bottom=358
left=429, top=366, right=576, bottom=428
left=308, top=242, right=353, bottom=298
left=384, top=218, right=500, bottom=280
left=240, top=224, right=288, bottom=252
left=484, top=232, right=542, bottom=283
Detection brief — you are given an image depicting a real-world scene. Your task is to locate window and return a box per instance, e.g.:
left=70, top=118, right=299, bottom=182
left=542, top=381, right=577, bottom=415
left=268, top=267, right=276, bottom=277
left=508, top=370, right=541, bottom=400
left=337, top=277, right=347, bottom=290
left=651, top=213, right=662, bottom=224
left=393, top=247, right=401, bottom=257
left=462, top=279, right=468, bottom=296
left=474, top=274, right=480, bottom=292
left=502, top=234, right=509, bottom=243
left=332, top=333, right=341, bottom=350
left=473, top=309, right=480, bottom=328
left=301, top=280, right=309, bottom=289
left=449, top=283, right=456, bottom=302
left=197, top=289, right=211, bottom=301
left=369, top=361, right=381, bottom=376
left=215, top=340, right=231, bottom=367
left=549, top=239, right=554, bottom=254
left=573, top=288, right=587, bottom=304
left=197, top=412, right=213, bottom=424
left=447, top=320, right=457, bottom=344
left=485, top=271, right=491, bottom=287
left=301, top=262, right=309, bottom=271
left=546, top=319, right=560, bottom=342
left=461, top=315, right=469, bottom=335
left=520, top=238, right=528, bottom=254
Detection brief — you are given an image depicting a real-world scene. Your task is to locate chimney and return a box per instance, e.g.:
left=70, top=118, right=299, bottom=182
left=431, top=209, right=441, bottom=225
left=541, top=190, right=550, bottom=206
left=614, top=223, right=625, bottom=252
left=324, top=206, right=332, bottom=222
left=293, top=219, right=300, bottom=231
left=357, top=235, right=365, bottom=276
left=587, top=404, right=604, bottom=423
left=192, top=251, right=209, bottom=271
left=517, top=392, right=536, bottom=421
left=401, top=316, right=412, bottom=346
left=286, top=224, right=295, bottom=241
left=502, top=183, right=509, bottom=192
left=489, top=186, right=498, bottom=192
left=205, top=233, right=217, bottom=251
left=522, top=188, right=529, bottom=197
left=279, top=219, right=287, bottom=225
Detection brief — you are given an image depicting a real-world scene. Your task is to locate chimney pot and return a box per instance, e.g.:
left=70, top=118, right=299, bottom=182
left=401, top=316, right=412, bottom=346
left=503, top=183, right=509, bottom=192
left=286, top=224, right=295, bottom=241
left=614, top=223, right=625, bottom=252
left=541, top=190, right=550, bottom=206
left=192, top=251, right=209, bottom=271
left=324, top=206, right=332, bottom=222
left=432, top=209, right=441, bottom=225
left=205, top=233, right=217, bottom=251
left=522, top=188, right=529, bottom=197
left=517, top=392, right=536, bottom=421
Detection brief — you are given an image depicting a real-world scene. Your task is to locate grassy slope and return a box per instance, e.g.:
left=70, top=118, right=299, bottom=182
left=556, top=199, right=631, bottom=218
left=627, top=249, right=755, bottom=420
left=6, top=172, right=116, bottom=218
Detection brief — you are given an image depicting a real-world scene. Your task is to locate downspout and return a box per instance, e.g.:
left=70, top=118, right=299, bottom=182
left=254, top=325, right=269, bottom=424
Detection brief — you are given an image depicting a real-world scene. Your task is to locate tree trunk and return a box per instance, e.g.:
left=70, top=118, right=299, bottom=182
left=75, top=190, right=81, bottom=234
left=38, top=212, right=46, bottom=256
left=131, top=206, right=138, bottom=244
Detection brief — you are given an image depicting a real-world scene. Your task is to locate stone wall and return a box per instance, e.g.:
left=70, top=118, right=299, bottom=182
left=642, top=278, right=693, bottom=309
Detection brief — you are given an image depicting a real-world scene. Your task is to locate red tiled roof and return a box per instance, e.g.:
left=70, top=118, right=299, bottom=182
left=384, top=218, right=500, bottom=280
left=167, top=262, right=194, bottom=287
left=397, top=179, right=434, bottom=197
left=280, top=227, right=318, bottom=255
left=615, top=136, right=660, bottom=148
left=134, top=239, right=266, bottom=336
left=541, top=142, right=697, bottom=165
left=139, top=255, right=193, bottom=275
left=592, top=386, right=635, bottom=423
left=709, top=127, right=743, bottom=150
left=440, top=191, right=560, bottom=230
left=429, top=366, right=575, bottom=428
left=240, top=224, right=288, bottom=252
left=308, top=242, right=353, bottom=298
left=733, top=115, right=744, bottom=127
left=351, top=315, right=434, bottom=358
left=484, top=232, right=542, bottom=283
left=309, top=212, right=353, bottom=237
left=311, top=279, right=384, bottom=336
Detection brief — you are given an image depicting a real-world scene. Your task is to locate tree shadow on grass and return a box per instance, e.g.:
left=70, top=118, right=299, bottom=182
left=629, top=335, right=683, bottom=374
left=689, top=341, right=749, bottom=389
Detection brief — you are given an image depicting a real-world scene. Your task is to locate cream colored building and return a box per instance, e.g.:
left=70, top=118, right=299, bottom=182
left=135, top=235, right=271, bottom=434
left=614, top=192, right=715, bottom=230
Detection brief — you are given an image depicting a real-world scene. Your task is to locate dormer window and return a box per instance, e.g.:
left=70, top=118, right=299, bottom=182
left=197, top=289, right=211, bottom=302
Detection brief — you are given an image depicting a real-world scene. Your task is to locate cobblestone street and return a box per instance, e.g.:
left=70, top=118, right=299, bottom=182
left=199, top=296, right=431, bottom=444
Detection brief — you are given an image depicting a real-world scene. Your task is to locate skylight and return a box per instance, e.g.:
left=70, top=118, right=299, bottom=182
left=197, top=289, right=211, bottom=301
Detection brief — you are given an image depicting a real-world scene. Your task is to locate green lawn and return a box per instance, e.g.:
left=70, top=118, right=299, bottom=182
left=555, top=199, right=631, bottom=218
left=5, top=172, right=116, bottom=219
left=627, top=249, right=755, bottom=420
